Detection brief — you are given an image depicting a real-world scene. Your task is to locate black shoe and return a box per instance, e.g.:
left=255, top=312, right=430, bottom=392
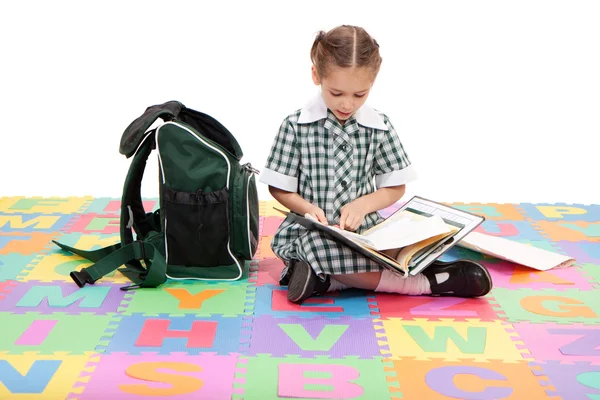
left=423, top=259, right=492, bottom=298
left=279, top=262, right=293, bottom=286
left=286, top=260, right=330, bottom=303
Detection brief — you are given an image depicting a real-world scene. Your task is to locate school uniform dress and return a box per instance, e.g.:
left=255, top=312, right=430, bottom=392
left=259, top=93, right=417, bottom=279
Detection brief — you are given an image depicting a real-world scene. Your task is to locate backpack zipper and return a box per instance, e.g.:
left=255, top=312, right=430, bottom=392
left=243, top=163, right=260, bottom=175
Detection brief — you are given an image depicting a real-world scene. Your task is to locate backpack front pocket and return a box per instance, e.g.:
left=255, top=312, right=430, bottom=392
left=162, top=185, right=233, bottom=267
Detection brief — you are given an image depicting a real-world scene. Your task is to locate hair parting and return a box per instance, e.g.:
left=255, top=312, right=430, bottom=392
left=310, top=25, right=382, bottom=79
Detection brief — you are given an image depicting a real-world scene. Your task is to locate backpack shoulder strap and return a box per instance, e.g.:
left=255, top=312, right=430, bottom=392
left=120, top=131, right=157, bottom=246
left=54, top=130, right=167, bottom=290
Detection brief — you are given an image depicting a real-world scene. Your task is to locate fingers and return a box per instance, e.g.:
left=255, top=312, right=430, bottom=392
left=339, top=213, right=360, bottom=231
left=318, top=213, right=328, bottom=225
left=311, top=208, right=328, bottom=225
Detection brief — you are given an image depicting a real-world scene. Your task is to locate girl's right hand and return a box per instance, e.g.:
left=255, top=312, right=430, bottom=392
left=306, top=205, right=328, bottom=225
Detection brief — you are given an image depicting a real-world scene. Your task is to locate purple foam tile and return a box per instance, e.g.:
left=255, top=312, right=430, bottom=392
left=246, top=315, right=382, bottom=358
left=556, top=241, right=600, bottom=264
left=534, top=361, right=600, bottom=399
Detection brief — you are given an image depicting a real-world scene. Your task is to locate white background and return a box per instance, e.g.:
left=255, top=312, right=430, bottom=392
left=2, top=0, right=598, bottom=204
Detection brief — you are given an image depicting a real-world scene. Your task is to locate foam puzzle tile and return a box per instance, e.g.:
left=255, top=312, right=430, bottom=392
left=249, top=257, right=284, bottom=286
left=0, top=232, right=58, bottom=255
left=511, top=322, right=600, bottom=364
left=245, top=315, right=385, bottom=358
left=0, top=254, right=36, bottom=281
left=474, top=220, right=546, bottom=241
left=259, top=200, right=287, bottom=217
left=490, top=288, right=600, bottom=325
left=518, top=203, right=600, bottom=222
left=19, top=251, right=131, bottom=284
left=0, top=281, right=131, bottom=315
left=511, top=238, right=569, bottom=254
left=0, top=353, right=94, bottom=399
left=121, top=282, right=256, bottom=317
left=0, top=196, right=93, bottom=214
left=484, top=259, right=595, bottom=291
left=530, top=360, right=600, bottom=399
left=63, top=213, right=121, bottom=234
left=387, top=358, right=552, bottom=400
left=73, top=353, right=243, bottom=399
left=580, top=263, right=600, bottom=287
left=0, top=214, right=76, bottom=233
left=235, top=354, right=393, bottom=400
left=451, top=202, right=526, bottom=221
left=534, top=220, right=600, bottom=242
left=556, top=241, right=600, bottom=264
left=83, top=197, right=158, bottom=214
left=0, top=280, right=18, bottom=300
left=0, top=313, right=113, bottom=354
left=380, top=318, right=526, bottom=362
left=256, top=235, right=276, bottom=260
left=261, top=216, right=284, bottom=236
left=51, top=232, right=121, bottom=250
left=98, top=314, right=250, bottom=355
left=368, top=292, right=499, bottom=321
left=252, top=285, right=376, bottom=318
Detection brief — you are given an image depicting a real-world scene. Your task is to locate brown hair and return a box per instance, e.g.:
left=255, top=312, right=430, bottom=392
left=310, top=25, right=382, bottom=78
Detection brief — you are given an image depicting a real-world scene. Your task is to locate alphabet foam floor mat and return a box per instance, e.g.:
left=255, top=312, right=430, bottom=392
left=0, top=197, right=599, bottom=399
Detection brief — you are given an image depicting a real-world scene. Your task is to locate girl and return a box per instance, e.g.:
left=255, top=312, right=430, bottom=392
left=260, top=25, right=492, bottom=303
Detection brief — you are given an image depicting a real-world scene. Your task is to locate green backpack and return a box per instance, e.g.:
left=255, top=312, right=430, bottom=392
left=54, top=101, right=260, bottom=290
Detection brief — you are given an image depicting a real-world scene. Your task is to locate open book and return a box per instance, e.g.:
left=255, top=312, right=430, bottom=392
left=276, top=196, right=485, bottom=276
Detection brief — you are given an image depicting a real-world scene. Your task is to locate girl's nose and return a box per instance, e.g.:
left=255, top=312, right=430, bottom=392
left=340, top=99, right=352, bottom=112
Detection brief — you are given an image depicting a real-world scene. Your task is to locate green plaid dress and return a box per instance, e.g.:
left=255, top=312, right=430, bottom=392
left=259, top=93, right=417, bottom=278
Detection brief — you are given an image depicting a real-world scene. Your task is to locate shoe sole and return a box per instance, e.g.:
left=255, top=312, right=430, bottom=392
left=287, top=261, right=314, bottom=303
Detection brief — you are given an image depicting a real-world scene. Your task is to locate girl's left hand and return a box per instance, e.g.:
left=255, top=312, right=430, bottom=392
left=339, top=200, right=368, bottom=231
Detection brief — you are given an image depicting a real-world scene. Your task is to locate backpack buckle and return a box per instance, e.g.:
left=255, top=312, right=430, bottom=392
left=132, top=240, right=146, bottom=260
left=70, top=269, right=96, bottom=288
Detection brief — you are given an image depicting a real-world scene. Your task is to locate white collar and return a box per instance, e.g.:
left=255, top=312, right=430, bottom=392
left=297, top=91, right=389, bottom=131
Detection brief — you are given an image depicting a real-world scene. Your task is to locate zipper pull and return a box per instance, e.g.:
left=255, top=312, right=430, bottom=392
left=244, top=163, right=260, bottom=175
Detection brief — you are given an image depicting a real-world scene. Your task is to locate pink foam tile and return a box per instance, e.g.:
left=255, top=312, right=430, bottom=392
left=252, top=258, right=285, bottom=286
left=484, top=260, right=595, bottom=290
left=511, top=322, right=600, bottom=364
left=79, top=353, right=240, bottom=399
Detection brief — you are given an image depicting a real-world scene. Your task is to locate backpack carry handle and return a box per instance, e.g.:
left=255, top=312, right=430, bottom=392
left=120, top=100, right=184, bottom=158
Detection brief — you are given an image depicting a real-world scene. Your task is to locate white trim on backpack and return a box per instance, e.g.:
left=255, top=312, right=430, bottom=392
left=246, top=172, right=253, bottom=257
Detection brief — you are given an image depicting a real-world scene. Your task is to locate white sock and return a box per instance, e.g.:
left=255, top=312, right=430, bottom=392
left=327, top=277, right=350, bottom=292
left=375, top=269, right=432, bottom=295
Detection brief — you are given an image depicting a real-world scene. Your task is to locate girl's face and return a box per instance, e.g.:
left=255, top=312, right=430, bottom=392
left=312, top=65, right=375, bottom=123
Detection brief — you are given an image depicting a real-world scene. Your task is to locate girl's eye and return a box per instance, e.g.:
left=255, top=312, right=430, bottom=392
left=354, top=94, right=365, bottom=98
left=331, top=92, right=342, bottom=97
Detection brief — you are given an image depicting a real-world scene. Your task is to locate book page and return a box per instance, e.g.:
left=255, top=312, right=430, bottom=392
left=394, top=231, right=455, bottom=270
left=305, top=211, right=452, bottom=251
left=363, top=212, right=452, bottom=250
left=458, top=231, right=576, bottom=271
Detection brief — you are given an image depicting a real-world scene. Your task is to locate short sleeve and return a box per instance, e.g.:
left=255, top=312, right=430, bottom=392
left=373, top=115, right=418, bottom=188
left=258, top=117, right=300, bottom=192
